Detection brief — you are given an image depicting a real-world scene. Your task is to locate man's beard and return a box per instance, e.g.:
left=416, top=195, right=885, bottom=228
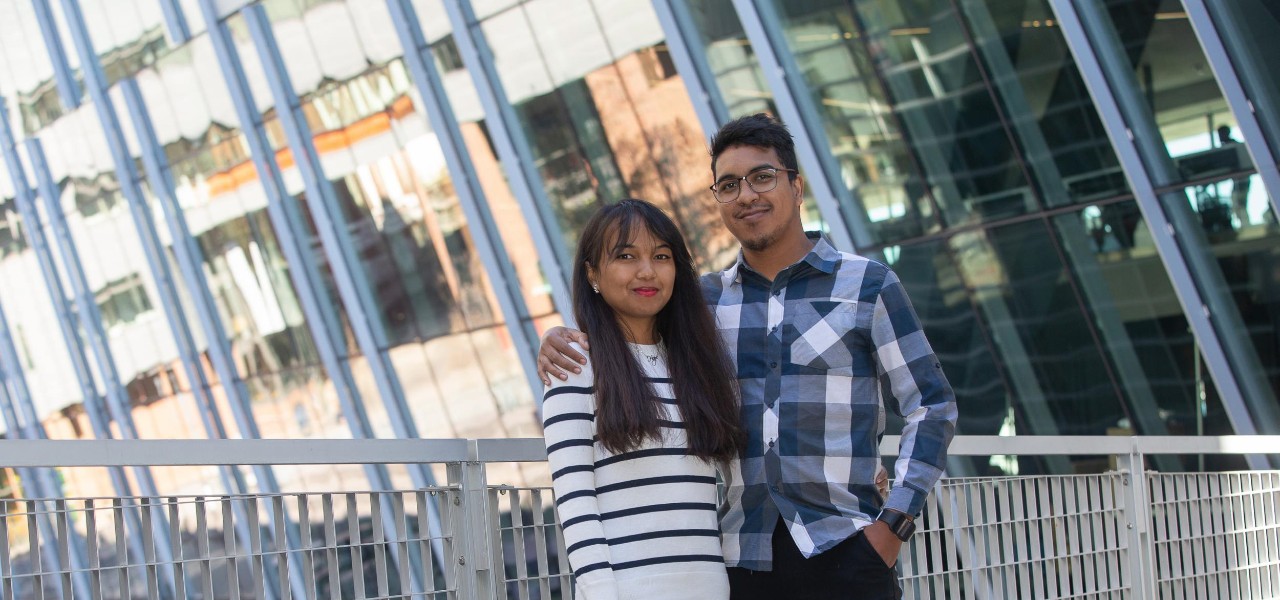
left=740, top=229, right=776, bottom=252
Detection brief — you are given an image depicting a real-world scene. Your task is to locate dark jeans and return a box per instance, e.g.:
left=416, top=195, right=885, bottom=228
left=728, top=519, right=900, bottom=600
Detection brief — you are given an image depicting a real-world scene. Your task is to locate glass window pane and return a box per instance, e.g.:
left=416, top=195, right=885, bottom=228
left=238, top=0, right=545, bottom=451
left=1097, top=0, right=1280, bottom=403
left=959, top=0, right=1130, bottom=207
left=1102, top=0, right=1257, bottom=188
left=770, top=0, right=1034, bottom=231
left=1204, top=1, right=1280, bottom=157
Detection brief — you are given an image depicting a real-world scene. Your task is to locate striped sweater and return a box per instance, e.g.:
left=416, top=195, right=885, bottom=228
left=542, top=342, right=729, bottom=600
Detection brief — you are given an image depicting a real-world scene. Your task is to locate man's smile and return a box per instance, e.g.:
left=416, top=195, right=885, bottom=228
left=736, top=205, right=771, bottom=222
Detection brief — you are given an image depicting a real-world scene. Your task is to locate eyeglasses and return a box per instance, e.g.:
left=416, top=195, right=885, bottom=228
left=709, top=167, right=797, bottom=203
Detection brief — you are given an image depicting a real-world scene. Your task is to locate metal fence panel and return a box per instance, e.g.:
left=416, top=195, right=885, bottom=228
left=2, top=438, right=1279, bottom=599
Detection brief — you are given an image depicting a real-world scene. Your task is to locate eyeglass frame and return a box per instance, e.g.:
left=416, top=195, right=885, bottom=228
left=708, top=167, right=798, bottom=203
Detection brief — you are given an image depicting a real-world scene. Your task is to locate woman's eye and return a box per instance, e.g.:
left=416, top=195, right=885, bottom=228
left=655, top=253, right=672, bottom=260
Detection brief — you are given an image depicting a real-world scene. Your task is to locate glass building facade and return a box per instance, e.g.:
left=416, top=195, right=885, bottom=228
left=0, top=0, right=1277, bottom=502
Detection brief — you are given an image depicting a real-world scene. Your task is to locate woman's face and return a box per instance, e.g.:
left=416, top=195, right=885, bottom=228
left=587, top=225, right=676, bottom=344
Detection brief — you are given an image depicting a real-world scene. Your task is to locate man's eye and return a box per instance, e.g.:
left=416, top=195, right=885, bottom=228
left=718, top=180, right=739, bottom=192
left=751, top=171, right=776, bottom=184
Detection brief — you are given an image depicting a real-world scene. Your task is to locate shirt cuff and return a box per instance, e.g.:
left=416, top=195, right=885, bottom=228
left=885, top=485, right=927, bottom=518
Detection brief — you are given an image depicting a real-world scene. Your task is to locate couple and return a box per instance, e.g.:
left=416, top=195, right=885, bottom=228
left=539, top=114, right=957, bottom=599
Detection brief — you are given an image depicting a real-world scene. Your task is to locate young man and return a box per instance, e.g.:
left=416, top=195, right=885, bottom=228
left=539, top=113, right=957, bottom=599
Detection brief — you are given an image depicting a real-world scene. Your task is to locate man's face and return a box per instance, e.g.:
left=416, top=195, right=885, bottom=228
left=713, top=145, right=804, bottom=253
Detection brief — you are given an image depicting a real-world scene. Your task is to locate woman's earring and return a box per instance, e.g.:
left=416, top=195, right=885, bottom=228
left=592, top=283, right=600, bottom=294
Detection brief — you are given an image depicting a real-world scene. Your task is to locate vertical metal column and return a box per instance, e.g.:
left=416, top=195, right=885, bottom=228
left=0, top=95, right=151, bottom=576
left=119, top=78, right=293, bottom=600
left=43, top=0, right=283, bottom=588
left=48, top=1, right=236, bottom=457
left=238, top=10, right=443, bottom=589
left=47, top=0, right=221, bottom=457
left=189, top=0, right=378, bottom=457
left=1116, top=449, right=1157, bottom=600
left=26, top=0, right=80, bottom=109
left=0, top=322, right=90, bottom=600
left=241, top=5, right=434, bottom=485
left=727, top=0, right=868, bottom=251
left=1181, top=0, right=1280, bottom=222
left=1049, top=0, right=1277, bottom=467
left=384, top=0, right=545, bottom=399
left=24, top=136, right=183, bottom=596
left=446, top=443, right=497, bottom=600
left=439, top=0, right=575, bottom=321
left=192, top=0, right=442, bottom=582
left=650, top=0, right=733, bottom=140
left=155, top=0, right=191, bottom=46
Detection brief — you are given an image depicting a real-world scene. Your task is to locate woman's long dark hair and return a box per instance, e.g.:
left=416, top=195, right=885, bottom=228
left=573, top=199, right=743, bottom=462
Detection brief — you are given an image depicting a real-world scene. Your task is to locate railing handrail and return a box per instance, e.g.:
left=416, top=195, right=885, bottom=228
left=0, top=435, right=1276, bottom=468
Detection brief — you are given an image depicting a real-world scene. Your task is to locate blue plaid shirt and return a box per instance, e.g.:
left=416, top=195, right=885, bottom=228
left=703, top=234, right=957, bottom=570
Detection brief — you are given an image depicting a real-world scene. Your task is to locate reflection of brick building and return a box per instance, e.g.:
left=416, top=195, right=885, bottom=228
left=584, top=47, right=738, bottom=271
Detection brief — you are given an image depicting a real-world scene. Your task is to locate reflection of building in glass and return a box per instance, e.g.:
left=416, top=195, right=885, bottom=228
left=0, top=0, right=1277, bottom=505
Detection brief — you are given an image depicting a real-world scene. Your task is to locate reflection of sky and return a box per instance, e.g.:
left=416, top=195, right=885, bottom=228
left=480, top=0, right=664, bottom=103
left=0, top=2, right=58, bottom=97
left=1164, top=132, right=1215, bottom=157
left=1166, top=130, right=1270, bottom=224
left=72, top=0, right=165, bottom=63
left=0, top=0, right=164, bottom=94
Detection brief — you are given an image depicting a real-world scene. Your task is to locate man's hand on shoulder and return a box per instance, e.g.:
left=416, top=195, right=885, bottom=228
left=538, top=326, right=590, bottom=385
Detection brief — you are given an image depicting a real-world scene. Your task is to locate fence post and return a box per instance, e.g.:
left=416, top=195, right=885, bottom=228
left=446, top=441, right=497, bottom=600
left=1117, top=443, right=1157, bottom=599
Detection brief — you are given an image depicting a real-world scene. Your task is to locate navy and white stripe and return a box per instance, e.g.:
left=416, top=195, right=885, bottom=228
left=704, top=233, right=958, bottom=571
left=542, top=343, right=729, bottom=599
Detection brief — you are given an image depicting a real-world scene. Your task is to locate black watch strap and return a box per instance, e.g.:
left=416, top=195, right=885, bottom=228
left=876, top=509, right=916, bottom=542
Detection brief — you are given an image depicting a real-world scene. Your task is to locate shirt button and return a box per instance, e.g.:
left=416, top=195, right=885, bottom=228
left=768, top=440, right=775, bottom=447
left=769, top=361, right=778, bottom=369
left=771, top=484, right=780, bottom=492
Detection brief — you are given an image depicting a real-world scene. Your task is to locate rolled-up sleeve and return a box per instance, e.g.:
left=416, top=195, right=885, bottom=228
left=871, top=270, right=958, bottom=517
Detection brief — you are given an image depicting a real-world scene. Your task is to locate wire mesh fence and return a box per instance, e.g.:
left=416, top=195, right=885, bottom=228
left=0, top=490, right=455, bottom=600
left=1, top=437, right=1277, bottom=599
left=1148, top=472, right=1280, bottom=599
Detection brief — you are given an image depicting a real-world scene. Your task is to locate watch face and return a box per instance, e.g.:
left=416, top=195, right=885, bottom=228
left=897, top=520, right=916, bottom=541
left=879, top=511, right=915, bottom=541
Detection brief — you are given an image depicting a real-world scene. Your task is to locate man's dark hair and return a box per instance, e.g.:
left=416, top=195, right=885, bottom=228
left=571, top=198, right=744, bottom=461
left=709, top=113, right=799, bottom=180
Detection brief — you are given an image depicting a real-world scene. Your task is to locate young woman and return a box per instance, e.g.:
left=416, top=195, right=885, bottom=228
left=542, top=199, right=743, bottom=599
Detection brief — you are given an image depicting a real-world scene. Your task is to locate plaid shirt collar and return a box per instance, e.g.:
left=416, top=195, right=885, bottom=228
left=721, top=232, right=839, bottom=288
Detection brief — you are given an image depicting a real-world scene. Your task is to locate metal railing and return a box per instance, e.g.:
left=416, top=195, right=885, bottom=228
left=1, top=436, right=1277, bottom=599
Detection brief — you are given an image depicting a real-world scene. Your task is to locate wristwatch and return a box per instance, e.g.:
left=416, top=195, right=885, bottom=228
left=876, top=509, right=916, bottom=542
